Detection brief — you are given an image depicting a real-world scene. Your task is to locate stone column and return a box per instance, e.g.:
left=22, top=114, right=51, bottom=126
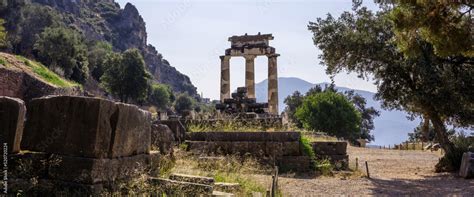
left=267, top=54, right=279, bottom=115
left=244, top=55, right=256, bottom=98
left=220, top=55, right=231, bottom=102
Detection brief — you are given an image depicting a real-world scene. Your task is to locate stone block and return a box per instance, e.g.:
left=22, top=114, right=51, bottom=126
left=276, top=156, right=311, bottom=172
left=21, top=96, right=150, bottom=158
left=169, top=173, right=215, bottom=185
left=459, top=152, right=474, bottom=179
left=312, top=141, right=347, bottom=155
left=151, top=124, right=175, bottom=154
left=214, top=182, right=240, bottom=193
left=265, top=142, right=283, bottom=157
left=149, top=177, right=213, bottom=195
left=0, top=96, right=26, bottom=153
left=282, top=141, right=301, bottom=156
left=48, top=153, right=151, bottom=184
left=316, top=154, right=349, bottom=170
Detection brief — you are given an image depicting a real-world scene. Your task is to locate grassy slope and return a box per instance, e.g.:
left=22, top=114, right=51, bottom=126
left=0, top=54, right=79, bottom=88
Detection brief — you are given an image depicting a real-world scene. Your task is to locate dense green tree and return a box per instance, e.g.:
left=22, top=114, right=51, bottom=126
left=308, top=6, right=473, bottom=171
left=0, top=18, right=5, bottom=48
left=9, top=4, right=62, bottom=55
left=101, top=49, right=151, bottom=103
left=174, top=93, right=194, bottom=115
left=295, top=91, right=362, bottom=142
left=88, top=41, right=113, bottom=81
left=345, top=91, right=380, bottom=142
left=148, top=83, right=173, bottom=110
left=283, top=91, right=304, bottom=128
left=388, top=2, right=473, bottom=57
left=34, top=27, right=89, bottom=82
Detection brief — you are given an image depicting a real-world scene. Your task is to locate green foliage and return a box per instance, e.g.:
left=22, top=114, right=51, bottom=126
left=101, top=49, right=151, bottom=103
left=299, top=135, right=316, bottom=162
left=284, top=91, right=304, bottom=128
left=295, top=91, right=362, bottom=142
left=15, top=55, right=78, bottom=87
left=308, top=5, right=473, bottom=171
left=10, top=4, right=62, bottom=55
left=34, top=27, right=89, bottom=83
left=88, top=41, right=113, bottom=81
left=148, top=83, right=172, bottom=110
left=436, top=132, right=474, bottom=172
left=0, top=18, right=6, bottom=48
left=345, top=91, right=379, bottom=142
left=174, top=93, right=195, bottom=114
left=388, top=2, right=473, bottom=57
left=315, top=158, right=333, bottom=176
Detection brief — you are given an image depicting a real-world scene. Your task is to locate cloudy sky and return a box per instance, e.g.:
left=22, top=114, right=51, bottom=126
left=116, top=0, right=379, bottom=100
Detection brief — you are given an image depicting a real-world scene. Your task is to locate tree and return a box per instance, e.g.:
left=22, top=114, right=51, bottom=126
left=88, top=41, right=113, bottom=81
left=388, top=2, right=473, bottom=57
left=34, top=27, right=88, bottom=82
left=345, top=91, right=380, bottom=142
left=308, top=6, right=474, bottom=171
left=101, top=49, right=151, bottom=103
left=283, top=91, right=304, bottom=128
left=174, top=93, right=194, bottom=115
left=148, top=83, right=172, bottom=110
left=295, top=91, right=362, bottom=142
left=0, top=18, right=6, bottom=48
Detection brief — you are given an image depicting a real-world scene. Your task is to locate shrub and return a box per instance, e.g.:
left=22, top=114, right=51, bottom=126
left=436, top=132, right=474, bottom=172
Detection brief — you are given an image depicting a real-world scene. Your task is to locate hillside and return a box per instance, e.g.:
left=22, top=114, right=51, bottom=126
left=0, top=0, right=197, bottom=96
left=0, top=52, right=81, bottom=100
left=255, top=77, right=420, bottom=146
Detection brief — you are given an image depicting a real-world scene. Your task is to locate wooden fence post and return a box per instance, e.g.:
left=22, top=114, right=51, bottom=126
left=356, top=157, right=359, bottom=171
left=365, top=161, right=370, bottom=179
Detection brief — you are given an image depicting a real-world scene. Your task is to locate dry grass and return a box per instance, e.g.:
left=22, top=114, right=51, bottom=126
left=167, top=150, right=271, bottom=195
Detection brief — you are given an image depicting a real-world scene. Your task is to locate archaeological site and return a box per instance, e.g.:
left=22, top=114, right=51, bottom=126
left=1, top=0, right=473, bottom=196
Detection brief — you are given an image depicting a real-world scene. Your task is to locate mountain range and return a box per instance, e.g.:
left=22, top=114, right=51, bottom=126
left=255, top=77, right=420, bottom=146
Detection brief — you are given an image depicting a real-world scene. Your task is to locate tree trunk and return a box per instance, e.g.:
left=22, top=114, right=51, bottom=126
left=429, top=113, right=455, bottom=156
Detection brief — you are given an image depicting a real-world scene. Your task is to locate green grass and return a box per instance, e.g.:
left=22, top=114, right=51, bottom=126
left=214, top=171, right=266, bottom=195
left=15, top=55, right=79, bottom=88
left=0, top=57, right=5, bottom=65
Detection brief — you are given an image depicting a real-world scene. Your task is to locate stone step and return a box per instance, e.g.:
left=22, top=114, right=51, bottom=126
left=212, top=190, right=235, bottom=197
left=214, top=182, right=241, bottom=193
left=169, top=173, right=215, bottom=185
left=149, top=177, right=213, bottom=195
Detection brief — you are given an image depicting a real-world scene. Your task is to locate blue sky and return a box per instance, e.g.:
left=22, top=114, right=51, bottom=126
left=116, top=0, right=379, bottom=100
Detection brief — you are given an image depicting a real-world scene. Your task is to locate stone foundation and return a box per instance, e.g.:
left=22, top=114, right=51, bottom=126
left=311, top=141, right=349, bottom=170
left=460, top=152, right=474, bottom=179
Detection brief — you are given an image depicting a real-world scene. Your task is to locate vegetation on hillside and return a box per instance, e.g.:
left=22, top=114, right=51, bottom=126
left=308, top=3, right=473, bottom=171
left=0, top=18, right=5, bottom=48
left=101, top=49, right=151, bottom=103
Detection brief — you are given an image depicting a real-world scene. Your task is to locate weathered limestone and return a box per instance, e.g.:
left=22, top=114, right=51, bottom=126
left=311, top=141, right=349, bottom=170
left=149, top=177, right=213, bottom=195
left=214, top=182, right=240, bottom=193
left=244, top=55, right=256, bottom=98
left=220, top=55, right=231, bottom=101
left=151, top=124, right=175, bottom=155
left=169, top=173, right=215, bottom=185
left=267, top=54, right=279, bottom=114
left=220, top=33, right=280, bottom=115
left=459, top=152, right=474, bottom=179
left=21, top=96, right=151, bottom=158
left=0, top=96, right=26, bottom=153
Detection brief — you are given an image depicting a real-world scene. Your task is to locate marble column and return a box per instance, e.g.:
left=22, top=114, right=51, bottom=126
left=244, top=55, right=256, bottom=98
left=220, top=55, right=231, bottom=102
left=267, top=54, right=279, bottom=115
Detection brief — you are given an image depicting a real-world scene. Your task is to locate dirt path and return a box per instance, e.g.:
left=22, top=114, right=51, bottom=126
left=276, top=146, right=474, bottom=196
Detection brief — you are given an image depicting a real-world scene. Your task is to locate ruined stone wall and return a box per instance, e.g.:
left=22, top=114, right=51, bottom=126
left=0, top=68, right=82, bottom=102
left=2, top=96, right=158, bottom=195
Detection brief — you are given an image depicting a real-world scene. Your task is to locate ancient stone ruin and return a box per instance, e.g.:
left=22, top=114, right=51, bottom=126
left=2, top=96, right=162, bottom=195
left=216, top=87, right=269, bottom=118
left=220, top=33, right=279, bottom=115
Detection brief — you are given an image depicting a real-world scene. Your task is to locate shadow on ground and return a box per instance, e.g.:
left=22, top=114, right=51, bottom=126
left=369, top=173, right=474, bottom=195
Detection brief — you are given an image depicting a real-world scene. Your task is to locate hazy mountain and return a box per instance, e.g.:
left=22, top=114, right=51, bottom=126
left=255, top=77, right=420, bottom=146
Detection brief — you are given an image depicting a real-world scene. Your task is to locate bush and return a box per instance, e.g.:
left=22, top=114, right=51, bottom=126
left=295, top=91, right=362, bottom=142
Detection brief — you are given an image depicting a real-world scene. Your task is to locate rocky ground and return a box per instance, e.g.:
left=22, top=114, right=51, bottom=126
left=273, top=146, right=474, bottom=196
